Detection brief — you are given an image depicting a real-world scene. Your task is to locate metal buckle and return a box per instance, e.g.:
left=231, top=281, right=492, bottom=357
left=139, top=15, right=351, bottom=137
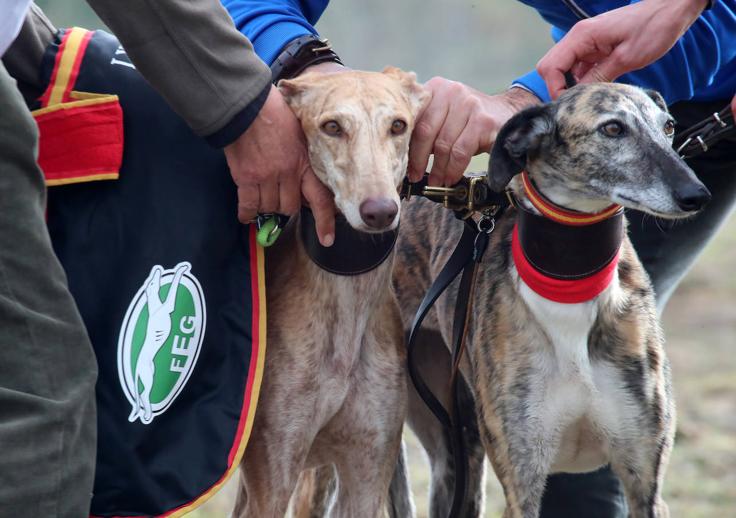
left=312, top=39, right=333, bottom=54
left=713, top=111, right=728, bottom=128
left=421, top=173, right=487, bottom=212
left=676, top=136, right=693, bottom=157
left=696, top=135, right=708, bottom=153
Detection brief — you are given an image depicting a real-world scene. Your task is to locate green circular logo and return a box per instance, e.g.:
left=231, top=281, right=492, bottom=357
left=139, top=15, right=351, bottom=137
left=117, top=262, right=206, bottom=425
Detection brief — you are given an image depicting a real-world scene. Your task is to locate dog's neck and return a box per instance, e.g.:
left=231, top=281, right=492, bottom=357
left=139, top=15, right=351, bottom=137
left=298, top=208, right=398, bottom=276
left=285, top=212, right=396, bottom=373
left=510, top=171, right=624, bottom=303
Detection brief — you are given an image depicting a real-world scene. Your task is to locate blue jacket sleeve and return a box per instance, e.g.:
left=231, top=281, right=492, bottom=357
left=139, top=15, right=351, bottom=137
left=513, top=0, right=736, bottom=105
left=222, top=0, right=330, bottom=65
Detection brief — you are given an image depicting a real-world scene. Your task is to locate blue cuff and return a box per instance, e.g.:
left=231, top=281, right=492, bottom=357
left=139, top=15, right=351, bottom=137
left=253, top=21, right=318, bottom=65
left=512, top=70, right=552, bottom=103
left=205, top=82, right=271, bottom=148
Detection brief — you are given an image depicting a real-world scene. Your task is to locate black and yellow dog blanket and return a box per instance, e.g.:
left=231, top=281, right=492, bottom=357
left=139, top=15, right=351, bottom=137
left=30, top=27, right=265, bottom=517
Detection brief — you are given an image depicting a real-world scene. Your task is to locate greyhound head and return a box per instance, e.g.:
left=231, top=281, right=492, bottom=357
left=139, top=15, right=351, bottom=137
left=279, top=67, right=428, bottom=232
left=488, top=83, right=711, bottom=218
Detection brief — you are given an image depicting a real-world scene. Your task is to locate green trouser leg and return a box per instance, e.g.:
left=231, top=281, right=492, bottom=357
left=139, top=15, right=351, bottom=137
left=0, top=63, right=97, bottom=517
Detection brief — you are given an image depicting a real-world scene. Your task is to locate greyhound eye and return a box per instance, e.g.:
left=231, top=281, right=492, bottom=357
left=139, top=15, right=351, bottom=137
left=600, top=121, right=625, bottom=138
left=321, top=120, right=343, bottom=137
left=391, top=119, right=407, bottom=135
left=663, top=119, right=676, bottom=137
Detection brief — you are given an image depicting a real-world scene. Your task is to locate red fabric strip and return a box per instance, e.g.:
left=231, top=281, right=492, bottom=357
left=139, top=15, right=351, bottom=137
left=35, top=99, right=123, bottom=184
left=231, top=225, right=261, bottom=466
left=511, top=224, right=619, bottom=303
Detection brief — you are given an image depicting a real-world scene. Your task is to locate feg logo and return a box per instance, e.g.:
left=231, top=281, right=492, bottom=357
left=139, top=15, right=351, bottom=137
left=117, top=262, right=206, bottom=425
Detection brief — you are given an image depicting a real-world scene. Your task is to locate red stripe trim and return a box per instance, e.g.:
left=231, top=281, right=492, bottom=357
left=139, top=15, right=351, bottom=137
left=521, top=171, right=622, bottom=226
left=231, top=226, right=261, bottom=465
left=156, top=226, right=263, bottom=518
left=511, top=224, right=619, bottom=303
left=39, top=30, right=71, bottom=107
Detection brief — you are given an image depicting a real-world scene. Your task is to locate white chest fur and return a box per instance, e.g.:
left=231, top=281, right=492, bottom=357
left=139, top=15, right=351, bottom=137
left=516, top=269, right=642, bottom=473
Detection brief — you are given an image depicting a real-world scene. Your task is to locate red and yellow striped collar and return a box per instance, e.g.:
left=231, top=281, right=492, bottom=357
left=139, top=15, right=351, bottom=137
left=520, top=171, right=622, bottom=226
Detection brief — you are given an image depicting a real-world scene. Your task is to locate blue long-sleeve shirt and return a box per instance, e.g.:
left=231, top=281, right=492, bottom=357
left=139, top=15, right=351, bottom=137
left=222, top=0, right=328, bottom=65
left=222, top=0, right=736, bottom=104
left=512, top=0, right=736, bottom=104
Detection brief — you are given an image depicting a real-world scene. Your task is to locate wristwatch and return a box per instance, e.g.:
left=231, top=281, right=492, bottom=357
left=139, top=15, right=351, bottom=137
left=270, top=34, right=343, bottom=84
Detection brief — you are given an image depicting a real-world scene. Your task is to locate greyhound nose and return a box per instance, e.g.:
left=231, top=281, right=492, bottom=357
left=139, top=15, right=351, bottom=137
left=674, top=184, right=711, bottom=212
left=360, top=198, right=399, bottom=229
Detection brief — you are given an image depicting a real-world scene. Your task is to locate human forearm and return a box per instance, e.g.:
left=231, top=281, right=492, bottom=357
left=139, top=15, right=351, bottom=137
left=86, top=0, right=272, bottom=143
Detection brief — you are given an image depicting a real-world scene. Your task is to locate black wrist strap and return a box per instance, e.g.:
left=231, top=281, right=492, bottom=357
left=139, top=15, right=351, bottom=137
left=270, top=34, right=343, bottom=84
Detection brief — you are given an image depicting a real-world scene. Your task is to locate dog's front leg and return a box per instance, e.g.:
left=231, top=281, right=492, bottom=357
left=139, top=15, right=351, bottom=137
left=234, top=427, right=314, bottom=518
left=316, top=329, right=407, bottom=517
left=474, top=350, right=560, bottom=518
left=608, top=396, right=675, bottom=518
left=233, top=364, right=322, bottom=518
left=479, top=408, right=557, bottom=518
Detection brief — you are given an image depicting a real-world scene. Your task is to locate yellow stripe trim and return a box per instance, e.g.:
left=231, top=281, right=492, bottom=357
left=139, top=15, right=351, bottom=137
left=32, top=95, right=119, bottom=117
left=47, top=28, right=87, bottom=107
left=45, top=173, right=119, bottom=186
left=522, top=173, right=621, bottom=224
left=167, top=240, right=267, bottom=517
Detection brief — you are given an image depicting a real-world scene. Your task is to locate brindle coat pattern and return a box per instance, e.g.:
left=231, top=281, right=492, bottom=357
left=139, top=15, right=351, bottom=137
left=233, top=69, right=428, bottom=518
left=396, top=201, right=674, bottom=517
left=395, top=83, right=705, bottom=518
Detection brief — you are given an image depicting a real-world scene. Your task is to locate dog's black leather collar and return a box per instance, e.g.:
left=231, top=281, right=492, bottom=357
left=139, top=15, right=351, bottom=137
left=299, top=207, right=398, bottom=276
left=516, top=203, right=624, bottom=280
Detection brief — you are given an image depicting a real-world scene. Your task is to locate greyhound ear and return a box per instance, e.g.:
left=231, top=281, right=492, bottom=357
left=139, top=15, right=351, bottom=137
left=382, top=66, right=429, bottom=116
left=277, top=77, right=313, bottom=115
left=487, top=104, right=556, bottom=192
left=644, top=89, right=668, bottom=113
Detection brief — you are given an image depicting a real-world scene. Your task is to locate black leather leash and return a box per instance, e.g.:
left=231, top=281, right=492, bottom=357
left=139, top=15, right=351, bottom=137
left=402, top=174, right=509, bottom=518
left=674, top=106, right=736, bottom=159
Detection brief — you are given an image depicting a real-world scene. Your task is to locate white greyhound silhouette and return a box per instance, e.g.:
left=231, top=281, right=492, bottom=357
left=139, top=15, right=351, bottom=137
left=128, top=262, right=189, bottom=424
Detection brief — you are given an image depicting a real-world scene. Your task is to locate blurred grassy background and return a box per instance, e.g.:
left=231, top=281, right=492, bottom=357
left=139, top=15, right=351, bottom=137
left=34, top=1, right=735, bottom=516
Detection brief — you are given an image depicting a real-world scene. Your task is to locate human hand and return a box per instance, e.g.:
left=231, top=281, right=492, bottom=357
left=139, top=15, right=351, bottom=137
left=407, top=79, right=540, bottom=186
left=537, top=0, right=709, bottom=99
left=225, top=83, right=337, bottom=246
left=731, top=94, right=736, bottom=119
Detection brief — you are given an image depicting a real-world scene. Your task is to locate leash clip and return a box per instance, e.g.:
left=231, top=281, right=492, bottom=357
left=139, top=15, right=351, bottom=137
left=256, top=214, right=286, bottom=247
left=472, top=213, right=496, bottom=262
left=476, top=215, right=495, bottom=235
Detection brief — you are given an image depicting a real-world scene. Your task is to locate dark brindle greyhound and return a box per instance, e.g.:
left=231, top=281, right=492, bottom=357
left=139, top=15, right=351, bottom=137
left=394, top=83, right=710, bottom=518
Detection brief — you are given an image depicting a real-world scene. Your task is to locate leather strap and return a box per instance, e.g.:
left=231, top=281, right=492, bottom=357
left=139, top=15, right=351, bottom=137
left=270, top=34, right=343, bottom=84
left=520, top=171, right=622, bottom=226
left=299, top=207, right=398, bottom=276
left=407, top=217, right=495, bottom=518
left=515, top=202, right=623, bottom=280
left=674, top=106, right=736, bottom=159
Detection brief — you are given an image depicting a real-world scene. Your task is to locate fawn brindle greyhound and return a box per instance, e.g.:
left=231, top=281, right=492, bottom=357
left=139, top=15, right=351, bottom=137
left=233, top=68, right=427, bottom=518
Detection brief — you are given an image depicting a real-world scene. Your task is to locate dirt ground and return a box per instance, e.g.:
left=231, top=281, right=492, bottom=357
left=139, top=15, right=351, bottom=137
left=193, top=214, right=736, bottom=517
